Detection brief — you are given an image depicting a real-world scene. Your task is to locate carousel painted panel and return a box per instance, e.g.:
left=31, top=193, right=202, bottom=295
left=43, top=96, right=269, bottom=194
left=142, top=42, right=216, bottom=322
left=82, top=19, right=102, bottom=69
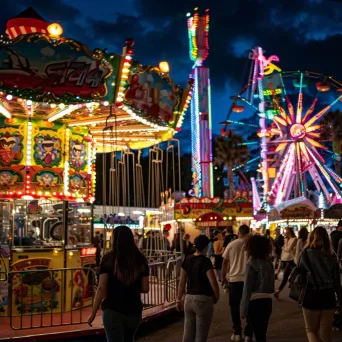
left=0, top=117, right=26, bottom=195
left=0, top=34, right=120, bottom=103
left=124, top=64, right=178, bottom=124
left=30, top=120, right=64, bottom=195
left=67, top=126, right=93, bottom=199
left=10, top=257, right=63, bottom=316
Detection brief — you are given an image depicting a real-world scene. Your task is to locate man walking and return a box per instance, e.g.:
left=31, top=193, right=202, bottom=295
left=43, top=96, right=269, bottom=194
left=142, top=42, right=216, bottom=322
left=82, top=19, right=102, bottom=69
left=222, top=224, right=252, bottom=342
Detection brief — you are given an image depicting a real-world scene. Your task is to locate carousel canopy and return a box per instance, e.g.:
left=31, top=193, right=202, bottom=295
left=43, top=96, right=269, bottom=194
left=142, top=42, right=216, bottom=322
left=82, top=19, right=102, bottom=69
left=0, top=8, right=193, bottom=152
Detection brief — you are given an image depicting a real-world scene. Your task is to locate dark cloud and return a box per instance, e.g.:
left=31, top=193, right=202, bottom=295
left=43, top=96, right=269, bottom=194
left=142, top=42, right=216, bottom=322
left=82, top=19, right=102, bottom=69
left=1, top=0, right=341, bottom=138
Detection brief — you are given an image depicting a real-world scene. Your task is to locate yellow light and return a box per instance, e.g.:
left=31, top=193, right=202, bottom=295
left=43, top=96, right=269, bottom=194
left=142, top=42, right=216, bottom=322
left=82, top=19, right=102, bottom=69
left=159, top=61, right=170, bottom=73
left=47, top=23, right=63, bottom=38
left=69, top=251, right=73, bottom=256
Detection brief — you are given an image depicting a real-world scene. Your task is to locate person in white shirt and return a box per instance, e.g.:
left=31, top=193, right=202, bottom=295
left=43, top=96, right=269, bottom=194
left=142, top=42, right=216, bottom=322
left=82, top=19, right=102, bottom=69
left=274, top=227, right=297, bottom=300
left=222, top=225, right=252, bottom=342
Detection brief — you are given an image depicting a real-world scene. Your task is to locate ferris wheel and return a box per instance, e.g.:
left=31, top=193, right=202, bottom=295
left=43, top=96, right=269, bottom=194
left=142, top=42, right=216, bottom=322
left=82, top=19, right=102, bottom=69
left=223, top=47, right=342, bottom=213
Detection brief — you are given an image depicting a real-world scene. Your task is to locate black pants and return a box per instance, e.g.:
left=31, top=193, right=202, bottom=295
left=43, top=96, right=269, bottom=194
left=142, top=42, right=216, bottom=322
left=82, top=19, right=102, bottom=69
left=228, top=282, right=252, bottom=337
left=278, top=260, right=295, bottom=291
left=248, top=298, right=272, bottom=342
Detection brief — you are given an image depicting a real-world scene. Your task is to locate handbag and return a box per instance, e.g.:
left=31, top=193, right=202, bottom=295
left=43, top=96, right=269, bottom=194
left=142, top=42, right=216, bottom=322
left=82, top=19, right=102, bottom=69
left=288, top=249, right=315, bottom=305
left=288, top=266, right=306, bottom=304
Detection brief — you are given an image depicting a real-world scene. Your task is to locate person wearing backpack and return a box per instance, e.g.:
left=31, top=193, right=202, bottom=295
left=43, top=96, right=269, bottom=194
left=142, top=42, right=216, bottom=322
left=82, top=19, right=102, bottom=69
left=298, top=226, right=342, bottom=342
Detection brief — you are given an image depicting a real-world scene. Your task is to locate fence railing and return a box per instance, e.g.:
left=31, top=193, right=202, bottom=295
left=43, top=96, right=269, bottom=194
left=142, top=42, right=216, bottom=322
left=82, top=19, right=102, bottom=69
left=5, top=256, right=181, bottom=330
left=8, top=267, right=97, bottom=330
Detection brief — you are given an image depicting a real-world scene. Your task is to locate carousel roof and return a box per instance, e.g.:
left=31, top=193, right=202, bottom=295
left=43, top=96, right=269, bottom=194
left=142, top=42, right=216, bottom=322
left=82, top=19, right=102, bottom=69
left=0, top=9, right=193, bottom=152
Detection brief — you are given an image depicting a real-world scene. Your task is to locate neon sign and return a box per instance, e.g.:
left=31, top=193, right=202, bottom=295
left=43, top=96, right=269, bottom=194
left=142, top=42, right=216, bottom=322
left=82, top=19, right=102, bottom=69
left=263, top=88, right=282, bottom=96
left=80, top=248, right=96, bottom=256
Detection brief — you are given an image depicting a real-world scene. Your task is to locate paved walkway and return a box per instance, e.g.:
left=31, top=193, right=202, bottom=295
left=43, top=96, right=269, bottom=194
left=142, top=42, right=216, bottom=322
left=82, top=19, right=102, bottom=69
left=137, top=286, right=341, bottom=342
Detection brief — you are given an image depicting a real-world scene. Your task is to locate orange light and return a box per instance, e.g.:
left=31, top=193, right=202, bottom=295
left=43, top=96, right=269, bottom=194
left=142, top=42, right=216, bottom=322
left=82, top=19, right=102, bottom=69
left=47, top=23, right=63, bottom=38
left=159, top=61, right=170, bottom=73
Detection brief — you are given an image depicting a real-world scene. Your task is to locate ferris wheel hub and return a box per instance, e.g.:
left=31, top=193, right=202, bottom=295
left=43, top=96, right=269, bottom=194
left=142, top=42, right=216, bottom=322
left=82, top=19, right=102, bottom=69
left=290, top=123, right=306, bottom=139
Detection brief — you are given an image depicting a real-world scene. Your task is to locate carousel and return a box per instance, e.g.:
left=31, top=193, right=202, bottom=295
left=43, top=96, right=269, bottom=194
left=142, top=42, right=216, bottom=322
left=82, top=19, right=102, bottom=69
left=0, top=7, right=192, bottom=337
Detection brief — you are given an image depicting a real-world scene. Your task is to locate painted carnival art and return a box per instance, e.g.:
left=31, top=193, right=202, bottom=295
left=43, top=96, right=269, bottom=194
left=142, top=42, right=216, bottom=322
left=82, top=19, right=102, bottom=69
left=124, top=69, right=177, bottom=122
left=69, top=174, right=87, bottom=195
left=72, top=270, right=89, bottom=308
left=32, top=170, right=62, bottom=189
left=0, top=133, right=23, bottom=166
left=11, top=258, right=61, bottom=314
left=69, top=140, right=86, bottom=171
left=34, top=135, right=61, bottom=167
left=0, top=169, right=22, bottom=189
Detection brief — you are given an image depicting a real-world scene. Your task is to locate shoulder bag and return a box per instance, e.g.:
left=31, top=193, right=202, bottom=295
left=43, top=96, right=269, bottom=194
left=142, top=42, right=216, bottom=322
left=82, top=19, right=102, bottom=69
left=288, top=249, right=318, bottom=305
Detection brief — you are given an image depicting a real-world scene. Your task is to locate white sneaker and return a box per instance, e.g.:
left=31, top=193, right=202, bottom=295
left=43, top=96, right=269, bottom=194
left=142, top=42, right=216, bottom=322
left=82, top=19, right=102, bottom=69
left=244, top=337, right=253, bottom=342
left=231, top=335, right=242, bottom=341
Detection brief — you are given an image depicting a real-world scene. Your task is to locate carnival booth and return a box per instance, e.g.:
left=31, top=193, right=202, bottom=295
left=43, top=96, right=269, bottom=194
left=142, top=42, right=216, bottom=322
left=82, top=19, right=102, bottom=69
left=268, top=198, right=319, bottom=235
left=0, top=7, right=192, bottom=328
left=175, top=191, right=253, bottom=240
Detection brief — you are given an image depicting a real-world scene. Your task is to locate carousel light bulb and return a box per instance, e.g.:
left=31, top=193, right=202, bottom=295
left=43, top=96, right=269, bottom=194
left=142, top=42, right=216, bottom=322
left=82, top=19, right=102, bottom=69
left=26, top=100, right=32, bottom=106
left=6, top=94, right=13, bottom=100
left=159, top=61, right=170, bottom=73
left=59, top=103, right=65, bottom=109
left=50, top=104, right=56, bottom=108
left=47, top=23, right=63, bottom=38
left=103, top=101, right=109, bottom=106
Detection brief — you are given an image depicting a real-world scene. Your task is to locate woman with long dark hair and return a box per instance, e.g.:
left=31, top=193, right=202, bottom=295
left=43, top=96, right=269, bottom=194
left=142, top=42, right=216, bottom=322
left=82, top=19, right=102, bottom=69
left=88, top=226, right=149, bottom=342
left=299, top=226, right=342, bottom=342
left=274, top=227, right=297, bottom=299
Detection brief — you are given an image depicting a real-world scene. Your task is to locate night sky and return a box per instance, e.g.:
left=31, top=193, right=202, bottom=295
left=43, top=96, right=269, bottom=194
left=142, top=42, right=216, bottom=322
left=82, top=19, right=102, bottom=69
left=2, top=0, right=342, bottom=154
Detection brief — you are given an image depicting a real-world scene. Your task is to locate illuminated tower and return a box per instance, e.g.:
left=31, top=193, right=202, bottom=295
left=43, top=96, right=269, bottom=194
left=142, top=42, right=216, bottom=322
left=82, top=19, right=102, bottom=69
left=187, top=8, right=213, bottom=198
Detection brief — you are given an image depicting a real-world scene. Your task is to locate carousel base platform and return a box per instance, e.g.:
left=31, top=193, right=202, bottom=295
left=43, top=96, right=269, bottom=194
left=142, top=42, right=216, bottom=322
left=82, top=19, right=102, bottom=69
left=0, top=305, right=176, bottom=341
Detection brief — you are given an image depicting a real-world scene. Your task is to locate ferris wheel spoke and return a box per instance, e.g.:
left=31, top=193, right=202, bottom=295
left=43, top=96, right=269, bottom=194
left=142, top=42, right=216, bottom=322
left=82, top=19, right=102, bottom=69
left=324, top=165, right=342, bottom=184
left=299, top=142, right=310, bottom=163
left=296, top=73, right=304, bottom=123
left=274, top=115, right=288, bottom=127
left=295, top=143, right=305, bottom=196
left=302, top=98, right=318, bottom=123
left=284, top=173, right=295, bottom=201
left=304, top=95, right=342, bottom=128
left=303, top=136, right=327, bottom=150
left=274, top=144, right=296, bottom=205
left=307, top=148, right=342, bottom=200
left=305, top=124, right=320, bottom=133
left=269, top=144, right=292, bottom=196
left=307, top=165, right=331, bottom=200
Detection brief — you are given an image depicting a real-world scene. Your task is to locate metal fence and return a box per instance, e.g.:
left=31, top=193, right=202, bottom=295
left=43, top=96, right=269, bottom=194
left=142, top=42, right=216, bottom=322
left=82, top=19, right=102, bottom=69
left=8, top=267, right=97, bottom=330
left=6, top=257, right=181, bottom=330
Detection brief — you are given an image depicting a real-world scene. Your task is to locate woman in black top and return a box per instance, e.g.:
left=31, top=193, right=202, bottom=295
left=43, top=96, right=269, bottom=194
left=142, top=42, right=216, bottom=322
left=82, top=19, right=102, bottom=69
left=88, top=225, right=149, bottom=342
left=299, top=226, right=342, bottom=342
left=176, top=235, right=220, bottom=342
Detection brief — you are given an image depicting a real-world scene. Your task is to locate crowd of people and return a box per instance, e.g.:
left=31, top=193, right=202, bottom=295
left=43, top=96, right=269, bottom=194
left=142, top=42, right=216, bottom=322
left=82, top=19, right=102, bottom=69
left=176, top=221, right=342, bottom=342
left=87, top=221, right=342, bottom=342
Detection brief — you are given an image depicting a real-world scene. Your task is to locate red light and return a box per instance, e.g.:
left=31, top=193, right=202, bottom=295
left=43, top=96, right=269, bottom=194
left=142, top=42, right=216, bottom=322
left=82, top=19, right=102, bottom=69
left=81, top=248, right=96, bottom=256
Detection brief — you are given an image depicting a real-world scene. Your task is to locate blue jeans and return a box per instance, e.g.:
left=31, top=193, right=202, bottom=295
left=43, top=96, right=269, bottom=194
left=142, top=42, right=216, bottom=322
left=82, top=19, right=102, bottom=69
left=102, top=309, right=142, bottom=342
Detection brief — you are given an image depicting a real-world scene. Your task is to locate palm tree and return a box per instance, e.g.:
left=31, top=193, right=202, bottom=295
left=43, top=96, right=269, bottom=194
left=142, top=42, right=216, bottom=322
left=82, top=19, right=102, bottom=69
left=214, top=130, right=249, bottom=198
left=320, top=110, right=342, bottom=176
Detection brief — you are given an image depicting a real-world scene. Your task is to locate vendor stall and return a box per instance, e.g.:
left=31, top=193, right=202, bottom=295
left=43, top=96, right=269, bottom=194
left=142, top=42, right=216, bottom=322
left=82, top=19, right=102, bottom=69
left=175, top=191, right=253, bottom=239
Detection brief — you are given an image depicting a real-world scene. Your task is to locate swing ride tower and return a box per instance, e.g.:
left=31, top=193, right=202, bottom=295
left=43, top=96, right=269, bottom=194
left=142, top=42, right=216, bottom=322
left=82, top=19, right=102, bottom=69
left=187, top=8, right=213, bottom=198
